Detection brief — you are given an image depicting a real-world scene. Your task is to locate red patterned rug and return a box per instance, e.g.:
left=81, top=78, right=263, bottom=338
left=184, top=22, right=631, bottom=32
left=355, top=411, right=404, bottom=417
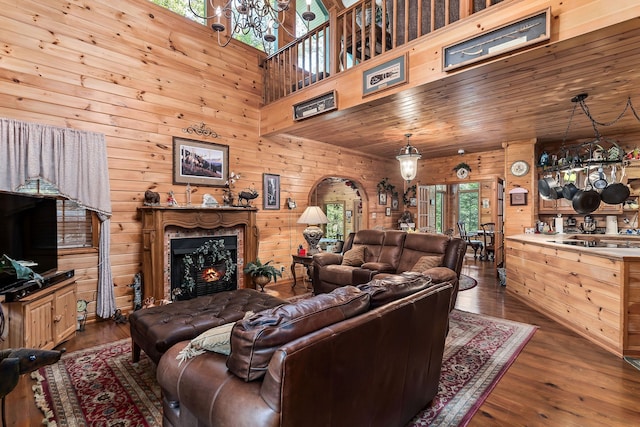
left=31, top=340, right=161, bottom=426
left=31, top=310, right=535, bottom=426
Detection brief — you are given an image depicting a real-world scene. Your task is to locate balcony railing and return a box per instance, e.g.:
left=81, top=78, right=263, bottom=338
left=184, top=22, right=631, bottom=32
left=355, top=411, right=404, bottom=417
left=262, top=0, right=503, bottom=104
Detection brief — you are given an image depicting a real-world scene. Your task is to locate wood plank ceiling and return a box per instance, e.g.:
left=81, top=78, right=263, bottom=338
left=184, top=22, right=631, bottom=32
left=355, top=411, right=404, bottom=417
left=277, top=20, right=640, bottom=159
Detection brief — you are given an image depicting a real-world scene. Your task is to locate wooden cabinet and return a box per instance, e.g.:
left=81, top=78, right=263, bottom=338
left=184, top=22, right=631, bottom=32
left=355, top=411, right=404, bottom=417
left=5, top=277, right=77, bottom=349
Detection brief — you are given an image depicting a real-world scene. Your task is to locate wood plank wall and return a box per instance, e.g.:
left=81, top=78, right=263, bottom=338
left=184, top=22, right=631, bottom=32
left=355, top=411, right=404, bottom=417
left=9, top=0, right=636, bottom=322
left=0, top=0, right=396, bottom=320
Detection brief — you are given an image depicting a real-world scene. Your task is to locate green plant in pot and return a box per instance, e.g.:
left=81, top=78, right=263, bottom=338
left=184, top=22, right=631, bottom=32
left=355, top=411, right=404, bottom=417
left=244, top=258, right=282, bottom=292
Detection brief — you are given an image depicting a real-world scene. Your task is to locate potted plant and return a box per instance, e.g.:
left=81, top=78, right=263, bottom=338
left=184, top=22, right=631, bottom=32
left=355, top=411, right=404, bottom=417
left=244, top=258, right=282, bottom=292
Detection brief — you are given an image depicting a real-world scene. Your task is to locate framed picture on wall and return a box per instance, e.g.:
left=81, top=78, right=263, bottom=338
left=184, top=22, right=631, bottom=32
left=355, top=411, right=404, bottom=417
left=263, top=173, right=280, bottom=210
left=510, top=192, right=527, bottom=206
left=173, top=137, right=228, bottom=187
left=346, top=210, right=353, bottom=221
left=378, top=192, right=387, bottom=205
left=385, top=207, right=391, bottom=216
left=410, top=197, right=417, bottom=207
left=391, top=195, right=399, bottom=211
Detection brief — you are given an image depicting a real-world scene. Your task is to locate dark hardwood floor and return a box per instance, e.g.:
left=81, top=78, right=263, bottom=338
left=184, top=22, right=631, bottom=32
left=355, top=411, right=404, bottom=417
left=5, top=256, right=640, bottom=426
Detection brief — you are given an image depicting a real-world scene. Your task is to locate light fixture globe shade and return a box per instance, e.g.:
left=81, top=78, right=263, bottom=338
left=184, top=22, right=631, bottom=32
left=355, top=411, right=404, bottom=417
left=396, top=146, right=421, bottom=182
left=297, top=206, right=328, bottom=255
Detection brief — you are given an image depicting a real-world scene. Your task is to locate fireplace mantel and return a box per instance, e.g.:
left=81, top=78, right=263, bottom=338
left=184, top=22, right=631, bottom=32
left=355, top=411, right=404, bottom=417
left=138, top=206, right=259, bottom=300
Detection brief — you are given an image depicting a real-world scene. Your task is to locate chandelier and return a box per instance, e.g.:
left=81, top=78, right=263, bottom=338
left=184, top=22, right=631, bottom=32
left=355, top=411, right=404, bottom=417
left=188, top=0, right=316, bottom=50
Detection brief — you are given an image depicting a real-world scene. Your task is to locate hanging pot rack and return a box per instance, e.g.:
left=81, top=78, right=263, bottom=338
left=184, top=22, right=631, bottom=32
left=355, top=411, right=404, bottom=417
left=538, top=93, right=629, bottom=173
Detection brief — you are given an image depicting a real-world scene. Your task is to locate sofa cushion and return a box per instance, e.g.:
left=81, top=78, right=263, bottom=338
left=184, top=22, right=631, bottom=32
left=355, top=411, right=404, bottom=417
left=175, top=311, right=255, bottom=365
left=227, top=286, right=371, bottom=381
left=341, top=246, right=366, bottom=266
left=357, top=272, right=433, bottom=308
left=423, top=266, right=457, bottom=284
left=411, top=255, right=444, bottom=272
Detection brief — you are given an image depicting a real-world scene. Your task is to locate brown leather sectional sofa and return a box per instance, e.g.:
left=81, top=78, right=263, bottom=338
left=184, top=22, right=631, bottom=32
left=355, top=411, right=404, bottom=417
left=312, top=229, right=466, bottom=310
left=156, top=279, right=453, bottom=427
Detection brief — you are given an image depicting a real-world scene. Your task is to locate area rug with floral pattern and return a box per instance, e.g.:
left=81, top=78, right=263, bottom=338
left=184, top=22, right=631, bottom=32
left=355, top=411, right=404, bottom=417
left=31, top=310, right=535, bottom=427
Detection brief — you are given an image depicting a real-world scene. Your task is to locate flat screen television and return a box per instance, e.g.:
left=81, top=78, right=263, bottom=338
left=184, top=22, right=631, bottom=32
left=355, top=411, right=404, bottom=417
left=0, top=191, right=58, bottom=289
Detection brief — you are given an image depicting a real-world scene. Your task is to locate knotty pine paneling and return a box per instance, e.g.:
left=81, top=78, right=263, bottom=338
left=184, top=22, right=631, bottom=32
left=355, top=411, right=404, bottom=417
left=0, top=0, right=396, bottom=321
left=505, top=238, right=640, bottom=356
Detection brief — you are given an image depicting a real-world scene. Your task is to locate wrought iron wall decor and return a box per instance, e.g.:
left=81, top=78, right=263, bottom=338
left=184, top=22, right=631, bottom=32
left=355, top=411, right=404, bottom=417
left=182, top=122, right=220, bottom=138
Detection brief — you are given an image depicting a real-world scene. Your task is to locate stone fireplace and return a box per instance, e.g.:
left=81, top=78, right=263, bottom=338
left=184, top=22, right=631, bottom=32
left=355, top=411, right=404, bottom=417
left=138, top=206, right=258, bottom=301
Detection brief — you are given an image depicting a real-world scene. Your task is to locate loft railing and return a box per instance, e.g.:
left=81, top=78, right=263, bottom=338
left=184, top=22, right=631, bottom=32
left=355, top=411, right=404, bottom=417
left=262, top=0, right=503, bottom=104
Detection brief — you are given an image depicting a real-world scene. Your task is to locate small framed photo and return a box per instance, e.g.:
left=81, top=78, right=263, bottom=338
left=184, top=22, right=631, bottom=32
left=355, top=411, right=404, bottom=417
left=410, top=197, right=417, bottom=207
left=263, top=173, right=280, bottom=210
left=391, top=195, right=399, bottom=211
left=482, top=198, right=490, bottom=209
left=510, top=192, right=528, bottom=206
left=173, top=137, right=228, bottom=187
left=385, top=207, right=391, bottom=216
left=346, top=210, right=353, bottom=221
left=378, top=192, right=387, bottom=205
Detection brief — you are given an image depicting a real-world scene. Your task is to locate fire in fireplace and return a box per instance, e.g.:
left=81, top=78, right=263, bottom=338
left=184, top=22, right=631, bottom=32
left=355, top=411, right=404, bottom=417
left=170, top=236, right=237, bottom=300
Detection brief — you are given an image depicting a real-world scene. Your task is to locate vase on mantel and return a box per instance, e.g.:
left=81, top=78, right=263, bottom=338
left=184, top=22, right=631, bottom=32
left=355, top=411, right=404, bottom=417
left=223, top=191, right=234, bottom=206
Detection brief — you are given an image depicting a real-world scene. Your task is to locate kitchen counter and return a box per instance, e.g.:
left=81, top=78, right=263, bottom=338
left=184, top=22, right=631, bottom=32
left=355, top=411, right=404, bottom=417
left=506, top=233, right=640, bottom=259
left=505, top=233, right=640, bottom=357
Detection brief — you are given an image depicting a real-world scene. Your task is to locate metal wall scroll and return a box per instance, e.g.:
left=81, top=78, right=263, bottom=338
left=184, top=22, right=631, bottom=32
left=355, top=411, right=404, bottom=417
left=182, top=122, right=220, bottom=138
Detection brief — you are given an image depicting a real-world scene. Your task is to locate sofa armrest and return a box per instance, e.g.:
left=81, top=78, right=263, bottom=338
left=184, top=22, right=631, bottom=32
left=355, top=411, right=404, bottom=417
left=312, top=252, right=343, bottom=267
left=353, top=268, right=378, bottom=285
left=422, top=266, right=457, bottom=284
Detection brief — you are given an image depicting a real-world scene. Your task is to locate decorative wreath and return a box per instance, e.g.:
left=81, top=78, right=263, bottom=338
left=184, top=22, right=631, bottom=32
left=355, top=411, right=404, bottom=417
left=403, top=185, right=417, bottom=206
left=181, top=239, right=236, bottom=295
left=452, top=162, right=472, bottom=172
left=377, top=177, right=398, bottom=197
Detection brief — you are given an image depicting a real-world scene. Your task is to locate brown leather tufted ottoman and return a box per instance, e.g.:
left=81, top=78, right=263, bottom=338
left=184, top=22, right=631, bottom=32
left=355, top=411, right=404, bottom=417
left=129, top=288, right=287, bottom=364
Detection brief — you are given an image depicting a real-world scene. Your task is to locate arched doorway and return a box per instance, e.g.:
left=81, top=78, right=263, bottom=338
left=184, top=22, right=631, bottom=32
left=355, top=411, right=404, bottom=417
left=309, top=176, right=367, bottom=241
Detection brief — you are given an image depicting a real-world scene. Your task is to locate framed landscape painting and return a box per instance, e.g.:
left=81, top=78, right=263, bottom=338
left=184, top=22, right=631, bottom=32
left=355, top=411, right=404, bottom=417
left=173, top=137, right=228, bottom=187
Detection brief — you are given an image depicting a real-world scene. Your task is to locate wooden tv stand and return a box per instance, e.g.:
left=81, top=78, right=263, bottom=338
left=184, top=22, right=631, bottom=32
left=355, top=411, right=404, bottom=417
left=1, top=276, right=77, bottom=349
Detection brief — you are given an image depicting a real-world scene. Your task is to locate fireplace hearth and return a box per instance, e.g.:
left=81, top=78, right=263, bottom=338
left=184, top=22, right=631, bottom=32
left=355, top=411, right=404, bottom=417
left=170, top=236, right=237, bottom=300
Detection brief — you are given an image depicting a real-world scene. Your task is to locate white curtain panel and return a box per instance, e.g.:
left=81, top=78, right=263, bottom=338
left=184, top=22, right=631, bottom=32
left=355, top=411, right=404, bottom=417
left=0, top=117, right=116, bottom=318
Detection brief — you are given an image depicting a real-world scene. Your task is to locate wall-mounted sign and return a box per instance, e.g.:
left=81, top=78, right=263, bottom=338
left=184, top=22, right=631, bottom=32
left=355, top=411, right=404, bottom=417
left=363, top=54, right=408, bottom=97
left=443, top=8, right=550, bottom=71
left=293, top=91, right=337, bottom=121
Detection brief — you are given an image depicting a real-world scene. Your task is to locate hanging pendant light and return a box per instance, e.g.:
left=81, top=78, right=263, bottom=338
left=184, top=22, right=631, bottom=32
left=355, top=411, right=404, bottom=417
left=396, top=133, right=422, bottom=182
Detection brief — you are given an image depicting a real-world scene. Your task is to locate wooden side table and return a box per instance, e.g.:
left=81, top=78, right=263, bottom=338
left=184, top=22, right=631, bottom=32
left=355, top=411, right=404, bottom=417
left=291, top=254, right=313, bottom=290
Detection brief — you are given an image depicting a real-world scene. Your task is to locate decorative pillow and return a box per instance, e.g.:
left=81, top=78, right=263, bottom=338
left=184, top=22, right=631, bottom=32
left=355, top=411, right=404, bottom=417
left=411, top=255, right=444, bottom=272
left=176, top=311, right=254, bottom=365
left=227, top=286, right=370, bottom=381
left=341, top=246, right=366, bottom=266
left=358, top=272, right=433, bottom=308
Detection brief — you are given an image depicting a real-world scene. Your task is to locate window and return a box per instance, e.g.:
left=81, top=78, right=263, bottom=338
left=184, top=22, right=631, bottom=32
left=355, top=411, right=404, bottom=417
left=149, top=0, right=329, bottom=53
left=324, top=202, right=345, bottom=240
left=150, top=0, right=205, bottom=24
left=458, top=182, right=480, bottom=232
left=17, top=179, right=97, bottom=250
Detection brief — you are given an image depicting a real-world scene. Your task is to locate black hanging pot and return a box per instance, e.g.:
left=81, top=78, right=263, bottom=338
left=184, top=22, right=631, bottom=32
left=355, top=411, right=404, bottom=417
left=600, top=166, right=630, bottom=205
left=562, top=182, right=579, bottom=200
left=572, top=175, right=601, bottom=214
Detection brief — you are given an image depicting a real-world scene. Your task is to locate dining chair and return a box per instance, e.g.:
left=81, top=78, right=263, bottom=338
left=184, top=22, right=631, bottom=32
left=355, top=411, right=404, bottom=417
left=480, top=222, right=496, bottom=261
left=457, top=221, right=483, bottom=259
